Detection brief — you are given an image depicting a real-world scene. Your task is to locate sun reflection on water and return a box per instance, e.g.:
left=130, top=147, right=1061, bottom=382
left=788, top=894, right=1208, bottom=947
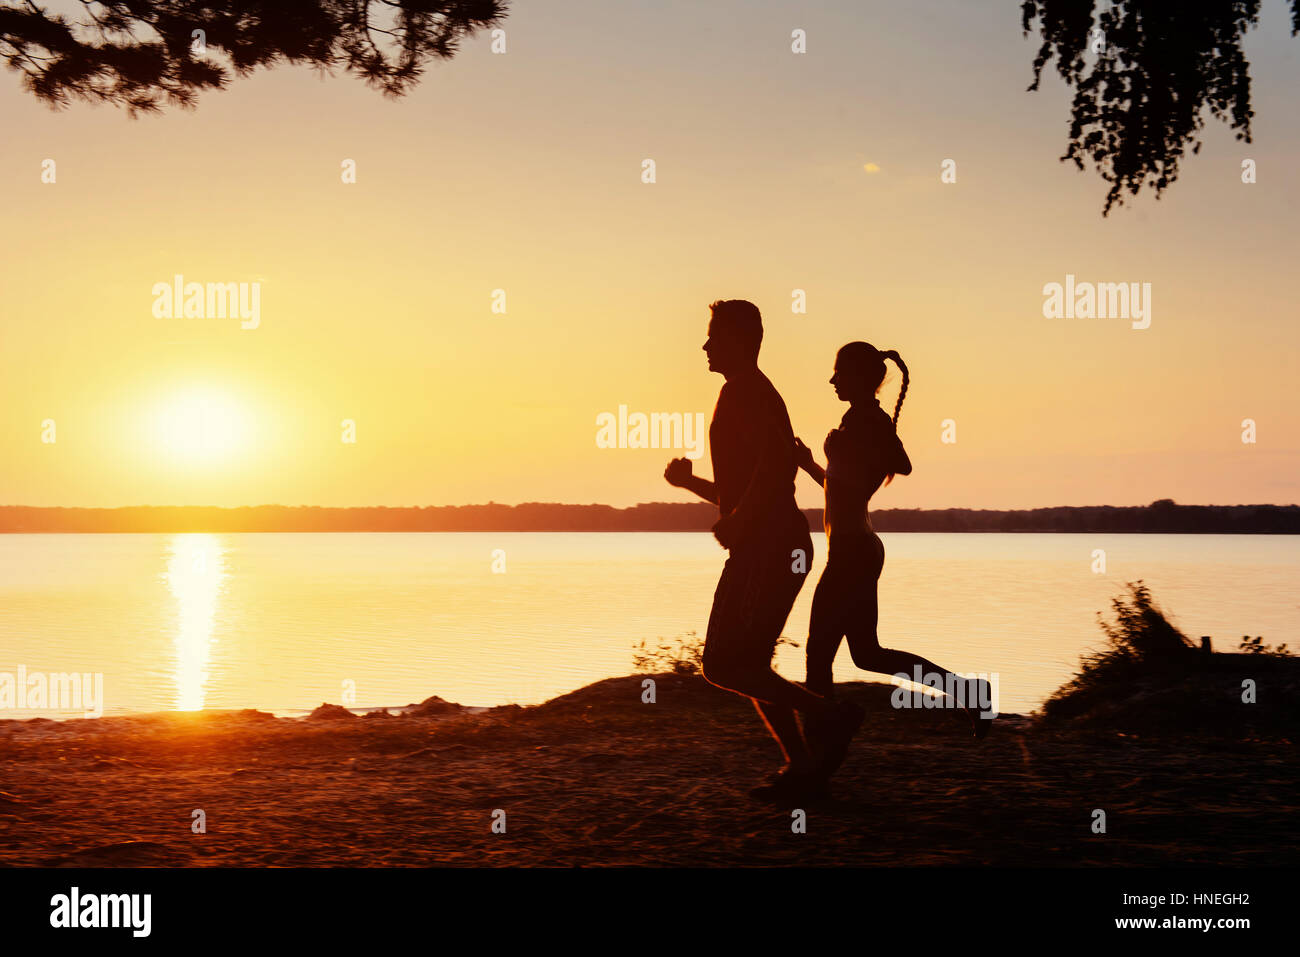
left=163, top=534, right=225, bottom=711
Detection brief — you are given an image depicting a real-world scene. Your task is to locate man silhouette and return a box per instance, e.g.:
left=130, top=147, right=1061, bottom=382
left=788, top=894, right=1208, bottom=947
left=665, top=299, right=864, bottom=801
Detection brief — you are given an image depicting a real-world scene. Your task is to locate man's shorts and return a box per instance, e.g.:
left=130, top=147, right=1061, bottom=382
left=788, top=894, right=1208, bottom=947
left=703, top=530, right=813, bottom=673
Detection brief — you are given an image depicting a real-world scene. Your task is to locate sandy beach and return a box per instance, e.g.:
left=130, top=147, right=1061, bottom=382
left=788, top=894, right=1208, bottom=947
left=2, top=661, right=1295, bottom=868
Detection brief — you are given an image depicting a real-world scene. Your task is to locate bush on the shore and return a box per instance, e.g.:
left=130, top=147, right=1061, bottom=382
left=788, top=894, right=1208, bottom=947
left=1043, top=581, right=1192, bottom=721
left=1239, top=634, right=1291, bottom=656
left=1041, top=581, right=1298, bottom=738
left=633, top=632, right=705, bottom=676
left=632, top=631, right=801, bottom=678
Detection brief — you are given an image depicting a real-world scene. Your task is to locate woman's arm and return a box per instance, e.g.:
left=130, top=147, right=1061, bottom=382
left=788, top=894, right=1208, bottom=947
left=864, top=408, right=912, bottom=479
left=664, top=457, right=718, bottom=504
left=891, top=433, right=913, bottom=477
left=793, top=437, right=825, bottom=487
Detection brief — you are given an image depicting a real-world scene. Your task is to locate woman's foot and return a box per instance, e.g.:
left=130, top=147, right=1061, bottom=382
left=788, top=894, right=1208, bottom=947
left=961, top=678, right=994, bottom=741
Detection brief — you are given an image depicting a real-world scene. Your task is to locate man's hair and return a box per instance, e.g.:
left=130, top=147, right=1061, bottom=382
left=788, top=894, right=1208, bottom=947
left=708, top=299, right=763, bottom=357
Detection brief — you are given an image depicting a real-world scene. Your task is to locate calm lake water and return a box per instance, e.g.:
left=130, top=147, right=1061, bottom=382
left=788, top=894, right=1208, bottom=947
left=1, top=533, right=1296, bottom=719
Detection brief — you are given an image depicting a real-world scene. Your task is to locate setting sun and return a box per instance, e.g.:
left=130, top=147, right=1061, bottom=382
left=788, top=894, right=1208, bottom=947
left=147, top=388, right=251, bottom=466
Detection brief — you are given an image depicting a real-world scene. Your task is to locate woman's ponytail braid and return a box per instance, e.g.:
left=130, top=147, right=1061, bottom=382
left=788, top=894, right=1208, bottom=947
left=883, top=350, right=908, bottom=426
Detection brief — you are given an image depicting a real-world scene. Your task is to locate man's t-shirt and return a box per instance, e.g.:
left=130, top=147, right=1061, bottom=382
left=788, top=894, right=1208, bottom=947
left=709, top=368, right=804, bottom=543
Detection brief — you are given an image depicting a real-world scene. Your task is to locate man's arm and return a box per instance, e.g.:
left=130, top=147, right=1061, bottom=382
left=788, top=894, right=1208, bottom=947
left=664, top=458, right=717, bottom=504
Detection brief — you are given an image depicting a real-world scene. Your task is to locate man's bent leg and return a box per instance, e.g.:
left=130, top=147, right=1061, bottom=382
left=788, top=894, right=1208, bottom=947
left=703, top=536, right=842, bottom=720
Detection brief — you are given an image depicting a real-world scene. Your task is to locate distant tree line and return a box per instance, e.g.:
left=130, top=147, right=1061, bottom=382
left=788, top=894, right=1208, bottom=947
left=1, top=499, right=1296, bottom=533
left=868, top=500, right=1300, bottom=533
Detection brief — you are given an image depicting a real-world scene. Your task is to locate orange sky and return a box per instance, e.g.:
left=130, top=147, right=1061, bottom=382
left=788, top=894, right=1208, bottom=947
left=2, top=0, right=1297, bottom=510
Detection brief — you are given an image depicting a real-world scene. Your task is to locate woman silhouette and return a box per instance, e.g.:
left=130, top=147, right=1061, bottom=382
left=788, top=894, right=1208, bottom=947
left=795, top=343, right=992, bottom=775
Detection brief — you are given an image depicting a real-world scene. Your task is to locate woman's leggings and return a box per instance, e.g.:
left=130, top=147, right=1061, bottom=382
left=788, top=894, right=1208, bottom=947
left=806, top=531, right=967, bottom=699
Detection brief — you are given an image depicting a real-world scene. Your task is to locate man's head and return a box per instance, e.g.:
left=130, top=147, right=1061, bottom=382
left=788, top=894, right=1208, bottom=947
left=703, top=299, right=762, bottom=377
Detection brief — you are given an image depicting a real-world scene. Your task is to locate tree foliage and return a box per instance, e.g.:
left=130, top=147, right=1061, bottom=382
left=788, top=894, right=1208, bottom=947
left=1023, top=0, right=1300, bottom=213
left=0, top=0, right=506, bottom=114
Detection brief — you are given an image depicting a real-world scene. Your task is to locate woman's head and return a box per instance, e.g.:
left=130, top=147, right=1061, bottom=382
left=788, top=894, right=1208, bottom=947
left=830, top=342, right=909, bottom=424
